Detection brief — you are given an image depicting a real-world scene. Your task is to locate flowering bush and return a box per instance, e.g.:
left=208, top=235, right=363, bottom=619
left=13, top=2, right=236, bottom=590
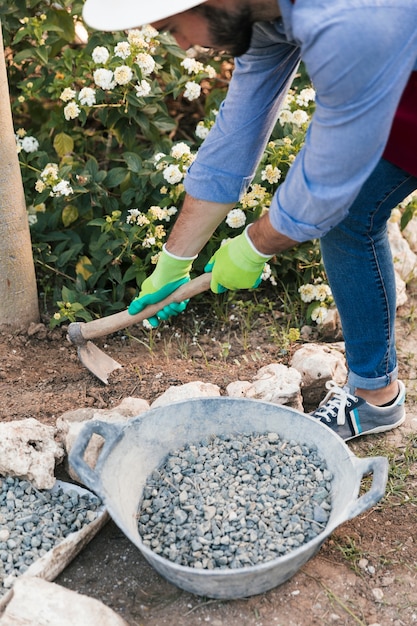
left=4, top=1, right=324, bottom=325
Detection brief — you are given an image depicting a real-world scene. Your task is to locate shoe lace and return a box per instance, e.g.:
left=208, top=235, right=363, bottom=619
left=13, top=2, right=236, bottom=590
left=313, top=381, right=359, bottom=426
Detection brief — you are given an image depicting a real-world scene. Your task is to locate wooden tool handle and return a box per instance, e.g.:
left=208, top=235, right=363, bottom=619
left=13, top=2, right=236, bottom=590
left=67, top=273, right=212, bottom=344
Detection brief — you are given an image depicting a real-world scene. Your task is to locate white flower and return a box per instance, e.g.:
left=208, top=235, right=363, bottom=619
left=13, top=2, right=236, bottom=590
left=167, top=206, right=178, bottom=216
left=181, top=58, right=204, bottom=75
left=20, top=136, right=39, bottom=153
left=114, top=65, right=133, bottom=85
left=292, top=109, right=309, bottom=126
left=92, top=46, right=110, bottom=64
left=282, top=93, right=294, bottom=109
left=298, top=284, right=316, bottom=303
left=141, top=24, right=158, bottom=40
left=136, top=52, right=155, bottom=76
left=51, top=180, right=73, bottom=197
left=262, top=263, right=272, bottom=281
left=126, top=208, right=140, bottom=224
left=60, top=87, right=76, bottom=102
left=183, top=81, right=201, bottom=101
left=148, top=205, right=166, bottom=220
left=296, top=87, right=316, bottom=107
left=41, top=163, right=59, bottom=181
left=35, top=179, right=46, bottom=193
left=28, top=214, right=37, bottom=226
left=261, top=164, right=282, bottom=185
left=196, top=122, right=210, bottom=140
left=311, top=305, right=328, bottom=325
left=93, top=68, right=116, bottom=90
left=278, top=109, right=293, bottom=125
left=153, top=152, right=166, bottom=163
left=114, top=41, right=131, bottom=59
left=142, top=236, right=156, bottom=248
left=135, top=79, right=151, bottom=97
left=163, top=164, right=183, bottom=184
left=126, top=209, right=150, bottom=226
left=127, top=30, right=148, bottom=48
left=78, top=87, right=96, bottom=106
left=204, top=64, right=217, bottom=79
left=171, top=142, right=191, bottom=159
left=64, top=101, right=81, bottom=120
left=315, top=284, right=332, bottom=302
left=226, top=208, right=246, bottom=229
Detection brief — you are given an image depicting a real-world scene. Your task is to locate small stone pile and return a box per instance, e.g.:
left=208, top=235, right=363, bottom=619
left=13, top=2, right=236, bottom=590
left=0, top=476, right=102, bottom=596
left=138, top=432, right=333, bottom=570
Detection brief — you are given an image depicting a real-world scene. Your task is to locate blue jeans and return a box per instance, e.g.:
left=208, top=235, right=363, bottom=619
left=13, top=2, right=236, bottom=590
left=320, top=159, right=417, bottom=391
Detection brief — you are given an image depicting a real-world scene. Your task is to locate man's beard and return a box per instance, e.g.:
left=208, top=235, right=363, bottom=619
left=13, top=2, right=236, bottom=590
left=192, top=5, right=254, bottom=57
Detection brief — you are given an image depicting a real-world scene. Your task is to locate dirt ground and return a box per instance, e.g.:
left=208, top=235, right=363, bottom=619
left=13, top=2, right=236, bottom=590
left=0, top=292, right=416, bottom=626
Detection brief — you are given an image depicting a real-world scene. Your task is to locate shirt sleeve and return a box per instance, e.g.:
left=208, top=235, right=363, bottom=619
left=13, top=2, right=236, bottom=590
left=184, top=22, right=300, bottom=202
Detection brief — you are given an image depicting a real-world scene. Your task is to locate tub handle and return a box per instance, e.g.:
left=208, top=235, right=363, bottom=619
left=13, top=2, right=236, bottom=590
left=68, top=420, right=123, bottom=493
left=343, top=455, right=389, bottom=522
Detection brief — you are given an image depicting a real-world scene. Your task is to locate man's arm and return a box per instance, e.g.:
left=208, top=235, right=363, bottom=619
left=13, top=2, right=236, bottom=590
left=164, top=194, right=234, bottom=257
left=165, top=194, right=298, bottom=258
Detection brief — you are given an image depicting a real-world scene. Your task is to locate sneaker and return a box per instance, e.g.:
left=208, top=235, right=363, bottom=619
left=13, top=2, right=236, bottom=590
left=311, top=380, right=406, bottom=441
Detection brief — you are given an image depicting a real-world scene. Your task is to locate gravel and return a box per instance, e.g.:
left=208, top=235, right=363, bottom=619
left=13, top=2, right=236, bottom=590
left=138, top=432, right=333, bottom=569
left=0, top=476, right=102, bottom=596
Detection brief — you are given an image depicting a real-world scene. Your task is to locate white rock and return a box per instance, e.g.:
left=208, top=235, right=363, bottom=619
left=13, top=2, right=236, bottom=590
left=57, top=397, right=150, bottom=483
left=291, top=344, right=347, bottom=387
left=243, top=363, right=303, bottom=411
left=226, top=380, right=252, bottom=397
left=151, top=381, right=221, bottom=408
left=395, top=270, right=408, bottom=307
left=372, top=587, right=384, bottom=602
left=0, top=577, right=129, bottom=625
left=291, top=344, right=347, bottom=407
left=0, top=418, right=64, bottom=489
left=403, top=218, right=417, bottom=251
left=388, top=218, right=417, bottom=282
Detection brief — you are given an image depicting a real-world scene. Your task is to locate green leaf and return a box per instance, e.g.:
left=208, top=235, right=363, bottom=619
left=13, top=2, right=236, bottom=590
left=13, top=48, right=36, bottom=64
left=62, top=205, right=79, bottom=227
left=105, top=167, right=128, bottom=188
left=123, top=152, right=142, bottom=173
left=53, top=132, right=74, bottom=157
left=34, top=46, right=49, bottom=64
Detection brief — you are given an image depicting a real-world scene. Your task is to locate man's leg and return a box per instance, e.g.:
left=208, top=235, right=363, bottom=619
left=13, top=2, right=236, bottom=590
left=315, top=158, right=417, bottom=439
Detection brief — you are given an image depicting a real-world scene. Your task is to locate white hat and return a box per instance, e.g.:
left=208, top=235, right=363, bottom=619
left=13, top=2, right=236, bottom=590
left=82, top=0, right=206, bottom=32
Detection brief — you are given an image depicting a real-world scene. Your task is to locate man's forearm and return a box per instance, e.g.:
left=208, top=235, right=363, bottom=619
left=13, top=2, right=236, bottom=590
left=165, top=193, right=298, bottom=258
left=165, top=194, right=234, bottom=257
left=247, top=212, right=298, bottom=255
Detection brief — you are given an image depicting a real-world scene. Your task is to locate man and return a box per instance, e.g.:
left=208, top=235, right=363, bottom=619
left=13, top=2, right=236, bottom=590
left=83, top=0, right=417, bottom=441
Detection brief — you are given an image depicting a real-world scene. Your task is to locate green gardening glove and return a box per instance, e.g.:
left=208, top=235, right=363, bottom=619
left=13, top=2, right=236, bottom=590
left=204, top=226, right=272, bottom=294
left=128, top=245, right=197, bottom=327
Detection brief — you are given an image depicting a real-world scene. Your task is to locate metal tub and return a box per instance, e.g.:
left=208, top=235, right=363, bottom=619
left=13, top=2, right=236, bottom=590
left=69, top=397, right=388, bottom=599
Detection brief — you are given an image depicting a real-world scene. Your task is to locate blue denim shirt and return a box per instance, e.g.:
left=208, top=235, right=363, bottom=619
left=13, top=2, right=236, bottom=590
left=184, top=0, right=417, bottom=242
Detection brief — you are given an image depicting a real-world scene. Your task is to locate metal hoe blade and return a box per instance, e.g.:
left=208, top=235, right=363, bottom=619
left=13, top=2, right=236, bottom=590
left=77, top=341, right=122, bottom=385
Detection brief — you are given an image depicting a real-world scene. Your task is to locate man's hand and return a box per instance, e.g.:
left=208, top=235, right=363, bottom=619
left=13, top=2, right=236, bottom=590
left=128, top=245, right=196, bottom=327
left=204, top=226, right=272, bottom=293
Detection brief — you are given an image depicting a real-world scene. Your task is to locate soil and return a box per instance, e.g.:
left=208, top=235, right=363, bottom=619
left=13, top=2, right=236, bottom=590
left=0, top=293, right=416, bottom=626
